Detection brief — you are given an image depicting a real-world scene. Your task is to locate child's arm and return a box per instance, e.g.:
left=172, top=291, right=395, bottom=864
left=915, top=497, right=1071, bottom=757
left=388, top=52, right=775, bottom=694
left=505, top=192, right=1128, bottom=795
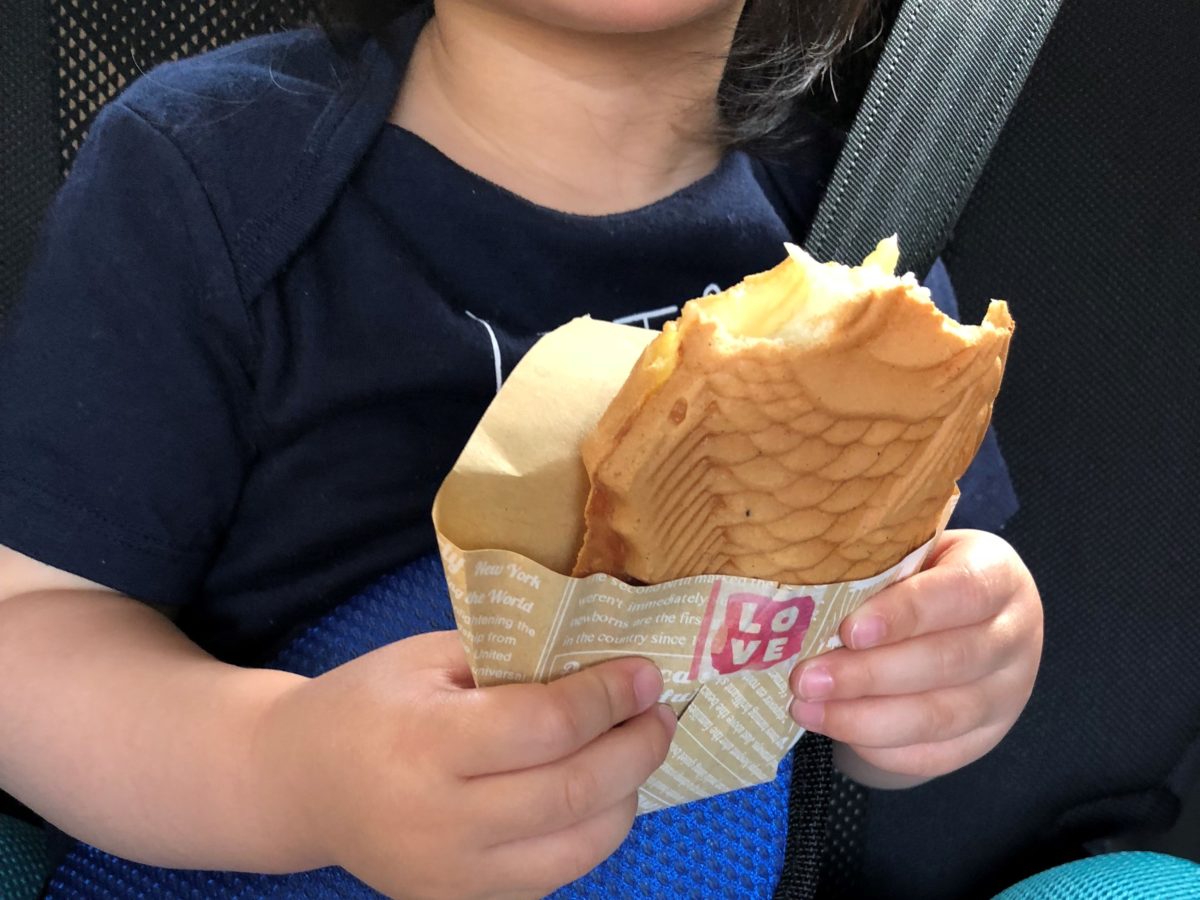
left=0, top=545, right=674, bottom=898
left=0, top=546, right=317, bottom=870
left=788, top=530, right=1043, bottom=787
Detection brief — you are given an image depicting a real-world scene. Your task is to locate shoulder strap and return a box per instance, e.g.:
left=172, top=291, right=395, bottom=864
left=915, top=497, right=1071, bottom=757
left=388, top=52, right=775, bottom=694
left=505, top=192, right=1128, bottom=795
left=779, top=3, right=1062, bottom=895
left=803, top=0, right=1063, bottom=277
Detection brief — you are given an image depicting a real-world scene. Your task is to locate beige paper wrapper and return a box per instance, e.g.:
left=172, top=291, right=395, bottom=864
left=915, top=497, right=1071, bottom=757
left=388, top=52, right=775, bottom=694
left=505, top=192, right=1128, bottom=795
left=434, top=317, right=954, bottom=813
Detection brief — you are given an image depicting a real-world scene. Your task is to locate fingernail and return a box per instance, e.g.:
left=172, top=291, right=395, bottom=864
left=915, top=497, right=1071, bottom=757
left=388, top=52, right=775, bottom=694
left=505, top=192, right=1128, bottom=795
left=790, top=700, right=825, bottom=731
left=634, top=665, right=664, bottom=710
left=656, top=704, right=678, bottom=738
left=850, top=615, right=886, bottom=649
left=797, top=666, right=833, bottom=701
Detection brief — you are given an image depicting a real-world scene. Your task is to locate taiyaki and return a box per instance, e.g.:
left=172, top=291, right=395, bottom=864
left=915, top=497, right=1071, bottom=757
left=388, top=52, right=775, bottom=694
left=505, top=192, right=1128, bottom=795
left=572, top=237, right=1013, bottom=586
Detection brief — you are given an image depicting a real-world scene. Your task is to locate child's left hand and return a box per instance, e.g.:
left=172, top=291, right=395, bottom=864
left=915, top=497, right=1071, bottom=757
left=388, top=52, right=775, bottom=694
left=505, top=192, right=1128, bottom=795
left=789, top=529, right=1043, bottom=786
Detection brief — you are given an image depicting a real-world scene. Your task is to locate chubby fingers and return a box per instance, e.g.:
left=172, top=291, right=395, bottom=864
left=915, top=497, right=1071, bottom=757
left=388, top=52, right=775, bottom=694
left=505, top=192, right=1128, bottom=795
left=788, top=662, right=1029, bottom=748
left=782, top=531, right=1042, bottom=780
left=836, top=530, right=1028, bottom=652
left=485, top=793, right=641, bottom=897
left=449, top=657, right=666, bottom=775
left=469, top=703, right=675, bottom=842
left=791, top=621, right=1019, bottom=702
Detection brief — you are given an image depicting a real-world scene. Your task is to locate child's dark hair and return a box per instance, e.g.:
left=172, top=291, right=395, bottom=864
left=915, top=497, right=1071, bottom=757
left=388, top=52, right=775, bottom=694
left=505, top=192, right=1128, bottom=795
left=317, top=0, right=876, bottom=151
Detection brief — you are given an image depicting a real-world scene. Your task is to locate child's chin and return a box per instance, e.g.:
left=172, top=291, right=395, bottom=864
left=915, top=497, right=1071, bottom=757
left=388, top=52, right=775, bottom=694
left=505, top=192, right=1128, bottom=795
left=502, top=0, right=740, bottom=35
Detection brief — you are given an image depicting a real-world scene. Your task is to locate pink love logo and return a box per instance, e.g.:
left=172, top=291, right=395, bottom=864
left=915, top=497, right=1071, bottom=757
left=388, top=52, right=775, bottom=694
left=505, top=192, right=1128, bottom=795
left=710, top=592, right=815, bottom=675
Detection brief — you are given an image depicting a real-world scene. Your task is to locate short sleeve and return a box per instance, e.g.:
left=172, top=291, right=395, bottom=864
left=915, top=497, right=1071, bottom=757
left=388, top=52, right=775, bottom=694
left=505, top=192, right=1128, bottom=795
left=0, top=101, right=257, bottom=605
left=924, top=258, right=1020, bottom=533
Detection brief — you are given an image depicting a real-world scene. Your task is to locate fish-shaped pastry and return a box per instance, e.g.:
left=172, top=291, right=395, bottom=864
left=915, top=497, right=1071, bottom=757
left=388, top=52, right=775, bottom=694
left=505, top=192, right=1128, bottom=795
left=572, top=238, right=1013, bottom=586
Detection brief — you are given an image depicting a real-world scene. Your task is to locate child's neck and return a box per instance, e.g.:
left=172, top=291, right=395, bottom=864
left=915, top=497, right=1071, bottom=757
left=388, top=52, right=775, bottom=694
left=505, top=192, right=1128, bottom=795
left=391, top=2, right=738, bottom=216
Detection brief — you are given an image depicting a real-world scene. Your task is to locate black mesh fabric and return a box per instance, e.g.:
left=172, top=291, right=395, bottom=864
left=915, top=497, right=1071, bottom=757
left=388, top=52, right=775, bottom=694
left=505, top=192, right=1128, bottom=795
left=815, top=773, right=868, bottom=897
left=775, top=734, right=834, bottom=900
left=834, top=0, right=1200, bottom=896
left=0, top=0, right=317, bottom=326
left=52, top=0, right=318, bottom=169
left=0, top=0, right=60, bottom=330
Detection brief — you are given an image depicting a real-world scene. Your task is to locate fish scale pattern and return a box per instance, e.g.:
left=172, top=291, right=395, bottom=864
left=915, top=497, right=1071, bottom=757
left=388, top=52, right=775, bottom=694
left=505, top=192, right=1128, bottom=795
left=712, top=352, right=955, bottom=581
left=576, top=273, right=1012, bottom=587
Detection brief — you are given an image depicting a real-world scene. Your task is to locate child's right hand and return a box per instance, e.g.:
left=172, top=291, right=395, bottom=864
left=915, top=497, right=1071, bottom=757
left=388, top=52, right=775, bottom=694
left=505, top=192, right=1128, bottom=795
left=258, top=631, right=675, bottom=900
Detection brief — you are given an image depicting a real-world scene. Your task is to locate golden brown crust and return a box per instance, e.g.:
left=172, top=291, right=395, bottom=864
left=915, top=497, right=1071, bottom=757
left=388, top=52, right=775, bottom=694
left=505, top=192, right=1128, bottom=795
left=572, top=245, right=1013, bottom=585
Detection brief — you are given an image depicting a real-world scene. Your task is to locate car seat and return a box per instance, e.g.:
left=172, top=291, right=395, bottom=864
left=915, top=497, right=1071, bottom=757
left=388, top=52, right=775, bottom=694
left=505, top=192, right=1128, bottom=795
left=812, top=0, right=1200, bottom=895
left=1, top=0, right=1197, bottom=898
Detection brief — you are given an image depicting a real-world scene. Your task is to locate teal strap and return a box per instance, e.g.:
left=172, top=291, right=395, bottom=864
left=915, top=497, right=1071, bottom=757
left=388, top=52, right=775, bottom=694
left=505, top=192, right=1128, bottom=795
left=804, top=0, right=1063, bottom=276
left=0, top=815, right=48, bottom=900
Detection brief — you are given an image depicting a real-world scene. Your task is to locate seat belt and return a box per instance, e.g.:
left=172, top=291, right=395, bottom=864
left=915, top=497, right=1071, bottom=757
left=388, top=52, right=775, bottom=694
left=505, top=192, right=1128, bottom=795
left=803, top=0, right=1064, bottom=279
left=777, top=2, right=1063, bottom=898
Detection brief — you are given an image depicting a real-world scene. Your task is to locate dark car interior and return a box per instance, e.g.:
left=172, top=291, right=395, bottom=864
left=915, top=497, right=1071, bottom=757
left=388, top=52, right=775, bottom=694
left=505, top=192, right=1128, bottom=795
left=2, top=0, right=1197, bottom=897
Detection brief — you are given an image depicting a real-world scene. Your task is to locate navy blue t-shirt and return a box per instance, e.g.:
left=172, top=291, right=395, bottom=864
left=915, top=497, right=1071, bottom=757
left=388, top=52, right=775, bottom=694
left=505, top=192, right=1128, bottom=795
left=0, top=9, right=1015, bottom=664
